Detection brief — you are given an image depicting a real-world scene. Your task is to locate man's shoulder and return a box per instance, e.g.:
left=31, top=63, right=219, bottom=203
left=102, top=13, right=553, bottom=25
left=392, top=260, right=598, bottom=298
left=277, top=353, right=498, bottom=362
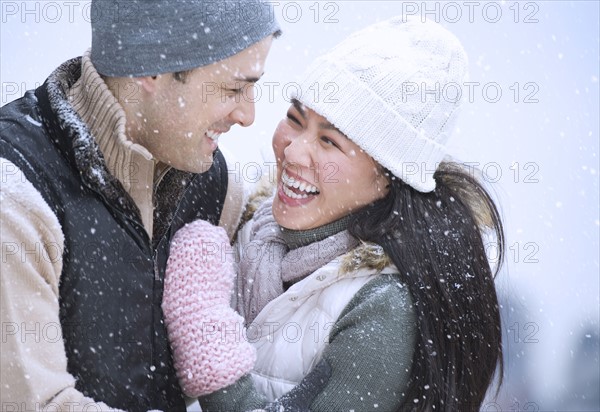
left=0, top=90, right=41, bottom=134
left=1, top=57, right=82, bottom=148
left=0, top=90, right=56, bottom=178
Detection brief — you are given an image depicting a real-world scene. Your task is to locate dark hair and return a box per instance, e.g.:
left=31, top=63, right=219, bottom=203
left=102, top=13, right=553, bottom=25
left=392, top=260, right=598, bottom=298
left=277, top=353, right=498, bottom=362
left=173, top=70, right=193, bottom=83
left=348, top=161, right=504, bottom=411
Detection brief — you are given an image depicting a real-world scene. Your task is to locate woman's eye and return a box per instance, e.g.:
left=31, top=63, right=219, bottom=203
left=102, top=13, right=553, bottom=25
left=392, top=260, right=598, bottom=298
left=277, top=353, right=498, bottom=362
left=287, top=113, right=301, bottom=126
left=320, top=136, right=340, bottom=149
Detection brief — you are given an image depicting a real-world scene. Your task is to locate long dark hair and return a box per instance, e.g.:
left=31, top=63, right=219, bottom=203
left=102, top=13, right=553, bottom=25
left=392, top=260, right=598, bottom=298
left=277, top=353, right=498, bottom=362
left=348, top=161, right=504, bottom=411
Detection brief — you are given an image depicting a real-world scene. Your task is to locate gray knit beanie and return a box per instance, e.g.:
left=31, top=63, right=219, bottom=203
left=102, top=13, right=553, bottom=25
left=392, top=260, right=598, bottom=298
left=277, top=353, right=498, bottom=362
left=90, top=0, right=280, bottom=77
left=293, top=16, right=468, bottom=193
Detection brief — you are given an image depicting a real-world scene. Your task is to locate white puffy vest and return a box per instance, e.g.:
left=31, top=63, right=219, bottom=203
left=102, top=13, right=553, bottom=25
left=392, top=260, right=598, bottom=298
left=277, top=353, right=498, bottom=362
left=247, top=257, right=395, bottom=401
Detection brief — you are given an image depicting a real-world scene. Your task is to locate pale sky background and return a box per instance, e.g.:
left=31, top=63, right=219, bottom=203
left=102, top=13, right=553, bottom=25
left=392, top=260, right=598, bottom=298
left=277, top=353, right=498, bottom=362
left=1, top=1, right=599, bottom=410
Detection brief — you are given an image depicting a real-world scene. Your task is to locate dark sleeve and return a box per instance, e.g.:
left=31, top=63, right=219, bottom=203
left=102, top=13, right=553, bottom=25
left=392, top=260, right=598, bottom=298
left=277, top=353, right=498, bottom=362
left=309, top=274, right=417, bottom=412
left=199, top=375, right=265, bottom=412
left=199, top=361, right=332, bottom=412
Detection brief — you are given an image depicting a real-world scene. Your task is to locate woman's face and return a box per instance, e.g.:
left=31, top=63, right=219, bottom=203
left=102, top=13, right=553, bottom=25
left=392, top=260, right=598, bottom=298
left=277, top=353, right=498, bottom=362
left=272, top=100, right=389, bottom=230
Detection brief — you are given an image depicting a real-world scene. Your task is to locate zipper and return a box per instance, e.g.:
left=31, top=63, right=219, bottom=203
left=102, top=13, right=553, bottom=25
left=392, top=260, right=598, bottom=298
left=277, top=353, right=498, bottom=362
left=151, top=167, right=201, bottom=281
left=152, top=164, right=171, bottom=282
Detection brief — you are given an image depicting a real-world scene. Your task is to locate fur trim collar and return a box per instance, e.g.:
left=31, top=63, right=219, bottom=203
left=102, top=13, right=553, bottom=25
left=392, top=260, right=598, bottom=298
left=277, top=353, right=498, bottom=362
left=340, top=242, right=392, bottom=274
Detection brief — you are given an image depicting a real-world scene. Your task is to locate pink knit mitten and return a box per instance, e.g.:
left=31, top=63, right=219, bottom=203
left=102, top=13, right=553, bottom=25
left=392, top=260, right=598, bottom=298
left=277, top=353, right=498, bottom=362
left=162, top=220, right=256, bottom=397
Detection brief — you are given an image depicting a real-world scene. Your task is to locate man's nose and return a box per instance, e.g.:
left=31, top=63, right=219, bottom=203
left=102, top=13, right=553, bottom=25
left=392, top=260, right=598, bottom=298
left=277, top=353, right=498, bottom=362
left=230, top=88, right=256, bottom=127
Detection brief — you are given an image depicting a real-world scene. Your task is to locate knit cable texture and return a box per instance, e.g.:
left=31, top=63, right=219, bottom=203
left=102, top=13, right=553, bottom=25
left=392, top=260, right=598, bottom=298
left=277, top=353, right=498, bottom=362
left=162, top=220, right=256, bottom=397
left=293, top=16, right=469, bottom=192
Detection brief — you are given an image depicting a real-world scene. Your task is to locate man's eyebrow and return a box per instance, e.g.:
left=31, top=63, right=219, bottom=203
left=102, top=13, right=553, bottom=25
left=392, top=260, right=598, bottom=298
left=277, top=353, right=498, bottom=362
left=233, top=72, right=265, bottom=83
left=291, top=99, right=307, bottom=120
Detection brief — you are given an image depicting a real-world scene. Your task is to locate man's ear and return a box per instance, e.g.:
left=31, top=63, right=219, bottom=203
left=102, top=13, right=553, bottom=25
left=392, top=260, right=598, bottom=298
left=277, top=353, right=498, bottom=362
left=137, top=75, right=162, bottom=94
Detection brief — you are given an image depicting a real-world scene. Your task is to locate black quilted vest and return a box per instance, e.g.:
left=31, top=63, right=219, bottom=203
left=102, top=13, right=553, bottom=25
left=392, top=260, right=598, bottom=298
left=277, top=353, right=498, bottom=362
left=0, top=60, right=228, bottom=411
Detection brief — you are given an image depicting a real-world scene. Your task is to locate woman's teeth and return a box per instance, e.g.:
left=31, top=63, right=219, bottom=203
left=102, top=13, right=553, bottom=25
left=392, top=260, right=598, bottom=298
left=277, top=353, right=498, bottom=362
left=206, top=130, right=221, bottom=142
left=281, top=170, right=319, bottom=199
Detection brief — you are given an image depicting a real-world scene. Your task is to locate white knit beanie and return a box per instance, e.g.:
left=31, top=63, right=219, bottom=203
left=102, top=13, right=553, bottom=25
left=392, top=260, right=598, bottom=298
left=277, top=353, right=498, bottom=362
left=293, top=16, right=468, bottom=192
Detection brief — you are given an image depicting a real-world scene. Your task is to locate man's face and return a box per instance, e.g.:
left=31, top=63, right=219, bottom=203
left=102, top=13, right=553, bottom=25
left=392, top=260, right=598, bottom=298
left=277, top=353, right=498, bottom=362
left=130, top=36, right=273, bottom=173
